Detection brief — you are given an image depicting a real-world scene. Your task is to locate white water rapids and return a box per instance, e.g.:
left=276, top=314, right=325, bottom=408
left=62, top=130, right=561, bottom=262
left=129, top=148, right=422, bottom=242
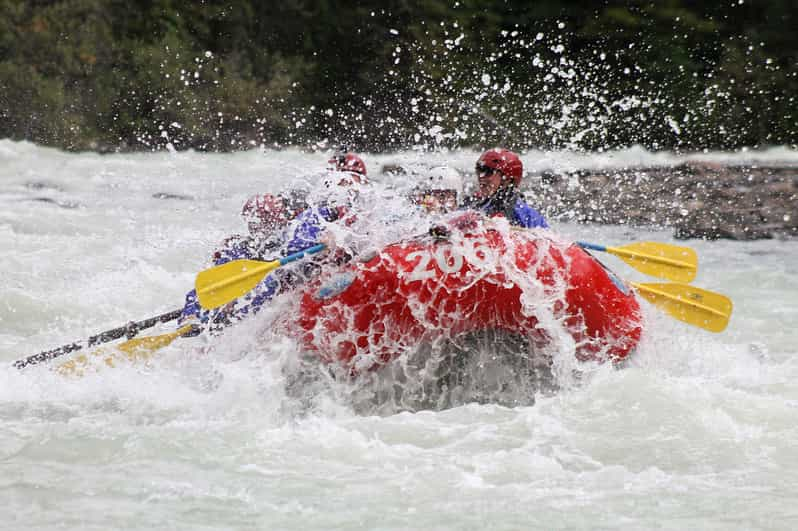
left=1, top=140, right=797, bottom=529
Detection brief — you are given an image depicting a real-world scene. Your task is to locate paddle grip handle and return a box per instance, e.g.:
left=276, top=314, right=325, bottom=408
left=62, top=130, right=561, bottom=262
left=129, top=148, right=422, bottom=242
left=576, top=241, right=607, bottom=252
left=278, top=244, right=326, bottom=266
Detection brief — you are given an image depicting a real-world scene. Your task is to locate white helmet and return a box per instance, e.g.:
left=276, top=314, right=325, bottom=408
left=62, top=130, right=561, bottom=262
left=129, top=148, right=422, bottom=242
left=412, top=166, right=463, bottom=213
left=424, top=166, right=463, bottom=198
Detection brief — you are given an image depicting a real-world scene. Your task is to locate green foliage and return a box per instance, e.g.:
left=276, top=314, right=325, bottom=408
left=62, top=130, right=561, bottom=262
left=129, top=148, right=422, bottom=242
left=0, top=0, right=795, bottom=151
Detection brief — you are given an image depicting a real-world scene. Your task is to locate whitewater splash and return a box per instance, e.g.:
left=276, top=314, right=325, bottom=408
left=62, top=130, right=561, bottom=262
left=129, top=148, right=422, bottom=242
left=1, top=139, right=651, bottom=413
left=2, top=141, right=795, bottom=397
left=2, top=141, right=797, bottom=529
left=197, top=217, right=642, bottom=415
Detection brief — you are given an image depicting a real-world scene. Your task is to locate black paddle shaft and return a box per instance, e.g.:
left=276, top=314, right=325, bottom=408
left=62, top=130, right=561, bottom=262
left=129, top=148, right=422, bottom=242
left=13, top=308, right=183, bottom=370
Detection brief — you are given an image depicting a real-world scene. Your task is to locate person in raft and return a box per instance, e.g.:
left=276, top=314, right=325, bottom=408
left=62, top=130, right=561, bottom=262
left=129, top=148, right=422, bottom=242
left=242, top=151, right=371, bottom=311
left=178, top=192, right=304, bottom=328
left=285, top=152, right=368, bottom=257
left=178, top=152, right=368, bottom=329
left=463, top=147, right=548, bottom=229
left=410, top=165, right=463, bottom=215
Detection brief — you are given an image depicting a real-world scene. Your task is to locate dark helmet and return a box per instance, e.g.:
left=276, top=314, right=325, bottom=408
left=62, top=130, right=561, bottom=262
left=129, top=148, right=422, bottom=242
left=475, top=148, right=523, bottom=188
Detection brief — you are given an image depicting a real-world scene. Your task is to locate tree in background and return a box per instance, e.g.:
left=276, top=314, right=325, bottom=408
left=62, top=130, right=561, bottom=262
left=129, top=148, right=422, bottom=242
left=0, top=0, right=795, bottom=152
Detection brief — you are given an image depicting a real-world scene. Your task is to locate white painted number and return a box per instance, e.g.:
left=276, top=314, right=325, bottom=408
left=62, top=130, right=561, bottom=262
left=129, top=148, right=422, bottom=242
left=406, top=250, right=436, bottom=281
left=434, top=246, right=463, bottom=274
left=406, top=239, right=495, bottom=282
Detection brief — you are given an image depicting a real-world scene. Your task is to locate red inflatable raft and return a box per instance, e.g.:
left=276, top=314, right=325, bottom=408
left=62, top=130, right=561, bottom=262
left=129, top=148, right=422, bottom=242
left=296, top=227, right=642, bottom=374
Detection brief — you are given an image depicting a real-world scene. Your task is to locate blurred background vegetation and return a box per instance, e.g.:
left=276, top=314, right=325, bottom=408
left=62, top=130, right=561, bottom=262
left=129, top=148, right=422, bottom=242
left=0, top=0, right=795, bottom=152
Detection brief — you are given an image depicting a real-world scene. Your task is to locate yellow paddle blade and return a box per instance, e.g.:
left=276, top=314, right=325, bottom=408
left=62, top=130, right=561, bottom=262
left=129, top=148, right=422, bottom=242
left=195, top=259, right=280, bottom=310
left=609, top=242, right=697, bottom=283
left=116, top=325, right=195, bottom=357
left=57, top=325, right=195, bottom=376
left=632, top=282, right=733, bottom=333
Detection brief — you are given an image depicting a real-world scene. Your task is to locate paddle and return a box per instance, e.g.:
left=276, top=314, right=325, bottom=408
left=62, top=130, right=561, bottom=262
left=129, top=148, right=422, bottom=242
left=632, top=282, right=733, bottom=333
left=13, top=308, right=184, bottom=369
left=195, top=243, right=326, bottom=310
left=57, top=323, right=200, bottom=375
left=578, top=241, right=697, bottom=283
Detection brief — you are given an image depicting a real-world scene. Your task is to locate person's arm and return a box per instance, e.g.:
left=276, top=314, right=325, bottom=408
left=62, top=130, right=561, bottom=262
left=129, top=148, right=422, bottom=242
left=285, top=210, right=325, bottom=255
left=212, top=234, right=258, bottom=265
left=178, top=289, right=203, bottom=323
left=227, top=274, right=281, bottom=318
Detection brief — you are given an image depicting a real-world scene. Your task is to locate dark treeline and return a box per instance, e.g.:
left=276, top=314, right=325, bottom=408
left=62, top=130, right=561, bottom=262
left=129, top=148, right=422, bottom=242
left=0, top=0, right=795, bottom=152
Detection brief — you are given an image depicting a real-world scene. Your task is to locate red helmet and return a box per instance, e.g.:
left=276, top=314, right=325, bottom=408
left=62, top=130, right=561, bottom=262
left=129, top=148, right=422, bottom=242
left=476, top=148, right=523, bottom=188
left=241, top=193, right=289, bottom=231
left=328, top=153, right=367, bottom=182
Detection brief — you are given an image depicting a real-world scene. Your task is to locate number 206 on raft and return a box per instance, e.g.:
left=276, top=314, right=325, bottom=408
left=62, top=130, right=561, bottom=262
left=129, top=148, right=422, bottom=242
left=404, top=237, right=496, bottom=282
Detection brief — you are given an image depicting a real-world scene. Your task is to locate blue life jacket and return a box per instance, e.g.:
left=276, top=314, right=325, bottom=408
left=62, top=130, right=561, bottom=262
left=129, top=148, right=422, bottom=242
left=285, top=204, right=345, bottom=254
left=511, top=199, right=549, bottom=229
left=469, top=192, right=548, bottom=229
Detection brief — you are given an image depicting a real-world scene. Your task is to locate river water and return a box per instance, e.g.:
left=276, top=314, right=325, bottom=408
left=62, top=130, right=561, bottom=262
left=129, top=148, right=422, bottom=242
left=1, top=140, right=797, bottom=530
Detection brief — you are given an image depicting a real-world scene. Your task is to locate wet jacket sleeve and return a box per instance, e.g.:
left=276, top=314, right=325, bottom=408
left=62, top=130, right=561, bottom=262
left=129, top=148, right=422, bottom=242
left=212, top=235, right=255, bottom=265
left=285, top=208, right=332, bottom=255
left=179, top=288, right=203, bottom=322
left=513, top=200, right=549, bottom=229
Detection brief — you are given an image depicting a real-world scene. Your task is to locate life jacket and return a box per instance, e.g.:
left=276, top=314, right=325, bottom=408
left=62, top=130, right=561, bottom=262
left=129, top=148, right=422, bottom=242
left=466, top=190, right=548, bottom=229
left=285, top=202, right=355, bottom=255
left=212, top=233, right=285, bottom=265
